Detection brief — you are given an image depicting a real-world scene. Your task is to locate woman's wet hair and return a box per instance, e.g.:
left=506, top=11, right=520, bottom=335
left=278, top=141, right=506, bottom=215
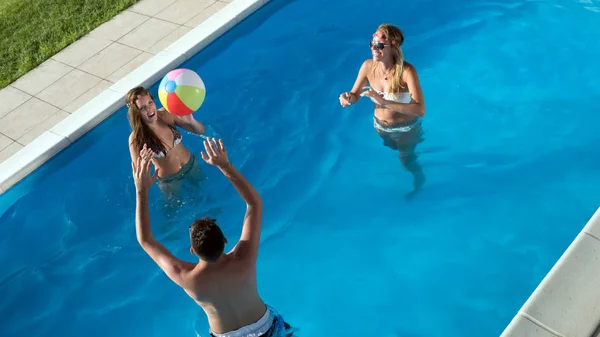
left=126, top=86, right=167, bottom=155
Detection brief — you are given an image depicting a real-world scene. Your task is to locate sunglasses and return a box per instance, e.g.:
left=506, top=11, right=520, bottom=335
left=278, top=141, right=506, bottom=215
left=370, top=40, right=390, bottom=50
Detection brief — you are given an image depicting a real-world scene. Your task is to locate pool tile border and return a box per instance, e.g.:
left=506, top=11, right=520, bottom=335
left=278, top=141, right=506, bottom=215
left=50, top=88, right=125, bottom=142
left=0, top=0, right=269, bottom=194
left=165, top=0, right=266, bottom=58
left=501, top=206, right=600, bottom=337
left=0, top=132, right=70, bottom=193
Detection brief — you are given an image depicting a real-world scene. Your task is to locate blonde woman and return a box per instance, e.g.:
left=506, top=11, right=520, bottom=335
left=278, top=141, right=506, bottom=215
left=339, top=23, right=426, bottom=198
left=126, top=86, right=206, bottom=196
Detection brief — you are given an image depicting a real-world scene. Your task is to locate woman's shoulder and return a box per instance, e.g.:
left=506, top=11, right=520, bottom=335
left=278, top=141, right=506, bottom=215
left=399, top=61, right=420, bottom=82
left=356, top=58, right=374, bottom=69
left=156, top=107, right=168, bottom=119
left=402, top=61, right=418, bottom=73
left=128, top=133, right=136, bottom=145
left=157, top=107, right=176, bottom=125
left=358, top=59, right=375, bottom=76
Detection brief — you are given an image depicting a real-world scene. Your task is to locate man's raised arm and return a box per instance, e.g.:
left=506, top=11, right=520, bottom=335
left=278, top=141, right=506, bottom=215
left=201, top=138, right=263, bottom=261
left=133, top=144, right=192, bottom=286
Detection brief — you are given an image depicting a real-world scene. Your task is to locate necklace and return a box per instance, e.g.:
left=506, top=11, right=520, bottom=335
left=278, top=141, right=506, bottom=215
left=381, top=67, right=394, bottom=81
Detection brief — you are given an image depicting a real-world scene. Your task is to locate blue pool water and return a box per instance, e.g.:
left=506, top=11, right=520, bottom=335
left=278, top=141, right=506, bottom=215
left=2, top=0, right=600, bottom=336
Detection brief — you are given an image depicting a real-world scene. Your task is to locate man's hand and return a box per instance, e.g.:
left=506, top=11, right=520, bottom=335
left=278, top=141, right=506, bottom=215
left=132, top=144, right=159, bottom=192
left=201, top=138, right=230, bottom=168
left=200, top=138, right=263, bottom=262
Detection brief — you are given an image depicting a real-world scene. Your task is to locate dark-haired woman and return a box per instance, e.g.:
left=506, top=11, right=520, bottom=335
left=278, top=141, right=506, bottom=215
left=126, top=86, right=206, bottom=196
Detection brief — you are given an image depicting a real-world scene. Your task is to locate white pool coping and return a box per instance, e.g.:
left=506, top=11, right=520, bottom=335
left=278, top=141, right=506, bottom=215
left=0, top=0, right=270, bottom=194
left=501, top=206, right=600, bottom=337
left=1, top=1, right=600, bottom=336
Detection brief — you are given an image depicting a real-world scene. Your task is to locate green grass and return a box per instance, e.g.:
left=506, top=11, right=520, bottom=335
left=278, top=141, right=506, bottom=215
left=0, top=0, right=140, bottom=89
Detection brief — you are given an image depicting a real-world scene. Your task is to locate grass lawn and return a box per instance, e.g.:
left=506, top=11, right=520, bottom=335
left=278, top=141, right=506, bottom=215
left=0, top=0, right=140, bottom=89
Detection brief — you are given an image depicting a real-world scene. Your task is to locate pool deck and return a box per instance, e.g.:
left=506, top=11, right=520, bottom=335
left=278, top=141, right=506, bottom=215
left=0, top=0, right=236, bottom=168
left=500, top=207, right=600, bottom=337
left=1, top=1, right=600, bottom=336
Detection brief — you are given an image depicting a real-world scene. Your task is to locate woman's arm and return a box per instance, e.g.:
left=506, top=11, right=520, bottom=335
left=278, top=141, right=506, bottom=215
left=129, top=134, right=140, bottom=162
left=175, top=114, right=205, bottom=135
left=158, top=108, right=206, bottom=135
left=340, top=60, right=371, bottom=106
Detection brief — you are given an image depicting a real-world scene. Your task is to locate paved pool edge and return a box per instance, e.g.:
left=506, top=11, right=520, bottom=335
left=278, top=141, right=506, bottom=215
left=501, top=206, right=600, bottom=337
left=0, top=0, right=270, bottom=194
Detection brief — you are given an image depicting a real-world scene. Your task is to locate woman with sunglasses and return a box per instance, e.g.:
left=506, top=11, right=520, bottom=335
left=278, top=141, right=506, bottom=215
left=126, top=86, right=206, bottom=197
left=339, top=23, right=426, bottom=199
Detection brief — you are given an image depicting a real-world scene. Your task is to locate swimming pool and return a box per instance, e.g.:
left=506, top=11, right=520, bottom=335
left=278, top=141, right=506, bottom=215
left=2, top=0, right=600, bottom=336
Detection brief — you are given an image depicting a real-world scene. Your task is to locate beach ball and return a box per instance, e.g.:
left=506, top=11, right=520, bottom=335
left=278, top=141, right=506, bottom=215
left=158, top=68, right=206, bottom=116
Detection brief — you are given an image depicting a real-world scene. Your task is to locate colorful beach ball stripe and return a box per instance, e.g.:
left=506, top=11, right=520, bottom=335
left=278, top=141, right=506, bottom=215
left=158, top=68, right=206, bottom=116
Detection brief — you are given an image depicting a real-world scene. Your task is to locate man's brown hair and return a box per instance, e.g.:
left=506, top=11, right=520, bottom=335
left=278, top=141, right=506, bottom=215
left=190, top=217, right=226, bottom=261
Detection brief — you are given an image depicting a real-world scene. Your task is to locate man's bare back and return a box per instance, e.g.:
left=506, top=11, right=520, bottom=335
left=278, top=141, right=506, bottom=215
left=132, top=138, right=293, bottom=337
left=183, top=252, right=266, bottom=333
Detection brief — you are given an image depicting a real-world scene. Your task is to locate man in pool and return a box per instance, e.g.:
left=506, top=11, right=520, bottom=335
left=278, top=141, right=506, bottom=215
left=131, top=138, right=294, bottom=337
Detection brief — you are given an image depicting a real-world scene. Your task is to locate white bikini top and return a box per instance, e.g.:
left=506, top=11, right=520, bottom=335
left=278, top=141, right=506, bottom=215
left=373, top=89, right=412, bottom=104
